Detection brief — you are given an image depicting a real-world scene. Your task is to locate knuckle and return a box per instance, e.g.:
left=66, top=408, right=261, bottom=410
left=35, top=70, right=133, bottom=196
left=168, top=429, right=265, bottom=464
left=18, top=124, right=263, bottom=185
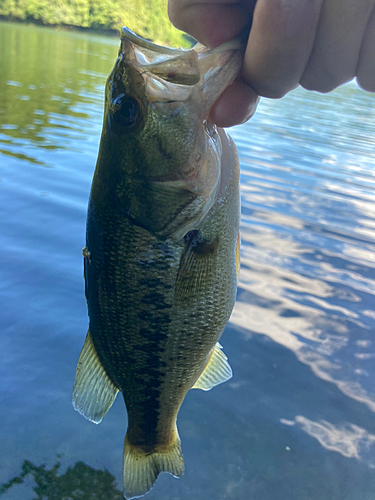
left=253, top=81, right=297, bottom=99
left=300, top=66, right=355, bottom=93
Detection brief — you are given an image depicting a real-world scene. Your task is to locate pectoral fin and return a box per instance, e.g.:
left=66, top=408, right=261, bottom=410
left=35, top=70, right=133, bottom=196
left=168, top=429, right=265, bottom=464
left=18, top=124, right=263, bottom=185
left=72, top=330, right=119, bottom=424
left=192, top=342, right=232, bottom=391
left=176, top=230, right=219, bottom=301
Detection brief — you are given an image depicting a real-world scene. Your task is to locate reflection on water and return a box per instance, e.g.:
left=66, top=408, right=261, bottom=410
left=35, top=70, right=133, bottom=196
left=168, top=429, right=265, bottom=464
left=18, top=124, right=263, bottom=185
left=0, top=21, right=117, bottom=168
left=289, top=417, right=375, bottom=464
left=1, top=20, right=375, bottom=500
left=1, top=459, right=122, bottom=499
left=230, top=84, right=375, bottom=428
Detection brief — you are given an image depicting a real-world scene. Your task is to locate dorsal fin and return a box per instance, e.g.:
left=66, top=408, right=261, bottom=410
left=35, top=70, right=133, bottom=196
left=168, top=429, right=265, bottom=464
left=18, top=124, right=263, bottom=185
left=236, top=231, right=241, bottom=283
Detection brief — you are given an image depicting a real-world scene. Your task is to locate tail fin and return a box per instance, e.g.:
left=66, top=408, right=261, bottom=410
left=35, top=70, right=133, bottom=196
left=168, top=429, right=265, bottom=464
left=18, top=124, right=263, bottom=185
left=122, top=430, right=184, bottom=499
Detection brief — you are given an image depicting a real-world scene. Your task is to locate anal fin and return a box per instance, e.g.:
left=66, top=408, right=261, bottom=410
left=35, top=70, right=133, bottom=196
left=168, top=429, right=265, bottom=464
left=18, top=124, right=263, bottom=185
left=192, top=342, right=232, bottom=391
left=72, top=330, right=119, bottom=424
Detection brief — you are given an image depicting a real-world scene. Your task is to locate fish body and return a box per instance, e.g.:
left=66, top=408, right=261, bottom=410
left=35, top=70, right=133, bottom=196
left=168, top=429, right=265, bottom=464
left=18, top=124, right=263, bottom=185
left=73, top=28, right=242, bottom=499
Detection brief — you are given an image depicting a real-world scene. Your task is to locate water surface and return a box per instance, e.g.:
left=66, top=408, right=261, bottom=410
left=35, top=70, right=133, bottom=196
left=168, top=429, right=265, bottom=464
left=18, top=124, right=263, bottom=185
left=1, top=21, right=375, bottom=500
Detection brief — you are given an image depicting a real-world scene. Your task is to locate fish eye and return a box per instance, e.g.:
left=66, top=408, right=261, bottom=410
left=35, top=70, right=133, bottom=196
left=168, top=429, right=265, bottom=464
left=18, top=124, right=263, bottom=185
left=112, top=94, right=141, bottom=129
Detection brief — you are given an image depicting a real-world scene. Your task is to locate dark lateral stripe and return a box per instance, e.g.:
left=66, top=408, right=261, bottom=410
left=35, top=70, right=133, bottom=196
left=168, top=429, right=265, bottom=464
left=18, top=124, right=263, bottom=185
left=124, top=270, right=174, bottom=447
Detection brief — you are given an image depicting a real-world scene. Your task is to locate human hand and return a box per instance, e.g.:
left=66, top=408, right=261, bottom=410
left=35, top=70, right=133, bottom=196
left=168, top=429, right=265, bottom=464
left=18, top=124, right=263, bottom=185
left=168, top=0, right=375, bottom=127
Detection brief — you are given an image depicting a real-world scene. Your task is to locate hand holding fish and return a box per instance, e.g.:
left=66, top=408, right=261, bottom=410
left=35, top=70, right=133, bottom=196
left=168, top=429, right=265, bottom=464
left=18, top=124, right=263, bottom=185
left=169, top=0, right=375, bottom=127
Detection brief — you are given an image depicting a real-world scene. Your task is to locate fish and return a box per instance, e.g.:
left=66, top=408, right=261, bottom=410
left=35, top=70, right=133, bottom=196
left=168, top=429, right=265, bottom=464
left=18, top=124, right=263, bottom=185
left=72, top=27, right=242, bottom=499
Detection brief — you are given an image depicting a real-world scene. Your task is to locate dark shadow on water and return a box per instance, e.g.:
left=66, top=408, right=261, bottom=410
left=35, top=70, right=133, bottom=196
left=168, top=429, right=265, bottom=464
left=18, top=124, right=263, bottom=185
left=0, top=459, right=122, bottom=499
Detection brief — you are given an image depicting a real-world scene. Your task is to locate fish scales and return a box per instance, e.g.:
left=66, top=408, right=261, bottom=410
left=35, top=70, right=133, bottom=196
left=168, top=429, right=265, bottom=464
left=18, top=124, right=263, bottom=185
left=86, top=166, right=238, bottom=447
left=73, top=27, right=243, bottom=500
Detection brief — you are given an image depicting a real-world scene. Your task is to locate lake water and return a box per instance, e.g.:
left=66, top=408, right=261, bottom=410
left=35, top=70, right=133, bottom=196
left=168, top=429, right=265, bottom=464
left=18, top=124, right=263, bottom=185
left=1, top=20, right=375, bottom=500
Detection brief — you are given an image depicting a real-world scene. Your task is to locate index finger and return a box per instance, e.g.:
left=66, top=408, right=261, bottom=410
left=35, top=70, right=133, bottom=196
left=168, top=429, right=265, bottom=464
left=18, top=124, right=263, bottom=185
left=168, top=0, right=254, bottom=48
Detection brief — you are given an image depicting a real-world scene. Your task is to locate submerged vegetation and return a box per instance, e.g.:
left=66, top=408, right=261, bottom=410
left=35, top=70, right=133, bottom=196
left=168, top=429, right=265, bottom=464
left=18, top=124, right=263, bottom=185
left=0, top=0, right=190, bottom=46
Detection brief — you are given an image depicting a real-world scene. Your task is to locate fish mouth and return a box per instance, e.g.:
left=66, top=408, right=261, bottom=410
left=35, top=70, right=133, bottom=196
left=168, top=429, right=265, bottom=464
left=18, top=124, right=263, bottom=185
left=113, top=29, right=243, bottom=239
left=120, top=27, right=244, bottom=115
left=121, top=27, right=182, bottom=56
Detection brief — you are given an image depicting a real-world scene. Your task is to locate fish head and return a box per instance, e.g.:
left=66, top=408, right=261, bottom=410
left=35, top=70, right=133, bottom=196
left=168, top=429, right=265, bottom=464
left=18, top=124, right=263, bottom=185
left=98, top=28, right=243, bottom=239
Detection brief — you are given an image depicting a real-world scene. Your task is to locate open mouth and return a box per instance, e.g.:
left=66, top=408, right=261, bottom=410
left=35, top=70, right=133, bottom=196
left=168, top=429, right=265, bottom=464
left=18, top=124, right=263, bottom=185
left=120, top=27, right=244, bottom=107
left=121, top=27, right=184, bottom=55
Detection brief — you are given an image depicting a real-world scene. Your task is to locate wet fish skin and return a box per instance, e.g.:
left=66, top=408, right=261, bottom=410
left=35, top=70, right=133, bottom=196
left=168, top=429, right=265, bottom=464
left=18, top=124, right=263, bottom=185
left=73, top=28, right=242, bottom=499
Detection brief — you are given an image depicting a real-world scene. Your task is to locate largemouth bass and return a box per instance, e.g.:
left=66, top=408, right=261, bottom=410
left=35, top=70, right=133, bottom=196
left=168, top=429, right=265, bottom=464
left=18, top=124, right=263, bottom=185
left=73, top=27, right=242, bottom=499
